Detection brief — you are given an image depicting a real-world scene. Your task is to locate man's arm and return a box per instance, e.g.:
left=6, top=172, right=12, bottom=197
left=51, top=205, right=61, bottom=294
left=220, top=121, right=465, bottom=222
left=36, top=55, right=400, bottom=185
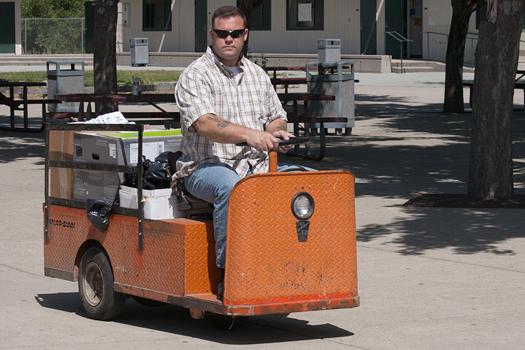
left=265, top=118, right=294, bottom=153
left=193, top=113, right=280, bottom=152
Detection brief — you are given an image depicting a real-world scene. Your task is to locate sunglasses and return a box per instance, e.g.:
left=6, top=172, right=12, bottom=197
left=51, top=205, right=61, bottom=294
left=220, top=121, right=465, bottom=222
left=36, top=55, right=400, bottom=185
left=213, top=28, right=246, bottom=39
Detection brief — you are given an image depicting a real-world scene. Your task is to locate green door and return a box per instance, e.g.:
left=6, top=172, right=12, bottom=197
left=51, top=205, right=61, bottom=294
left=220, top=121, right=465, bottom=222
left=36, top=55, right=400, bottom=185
left=385, top=0, right=407, bottom=58
left=360, top=0, right=377, bottom=54
left=195, top=0, right=207, bottom=52
left=84, top=1, right=95, bottom=53
left=0, top=2, right=15, bottom=54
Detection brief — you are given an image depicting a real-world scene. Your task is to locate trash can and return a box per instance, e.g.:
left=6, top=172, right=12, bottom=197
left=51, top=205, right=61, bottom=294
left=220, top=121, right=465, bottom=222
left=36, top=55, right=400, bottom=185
left=318, top=39, right=341, bottom=63
left=306, top=60, right=355, bottom=133
left=130, top=38, right=149, bottom=66
left=47, top=60, right=85, bottom=113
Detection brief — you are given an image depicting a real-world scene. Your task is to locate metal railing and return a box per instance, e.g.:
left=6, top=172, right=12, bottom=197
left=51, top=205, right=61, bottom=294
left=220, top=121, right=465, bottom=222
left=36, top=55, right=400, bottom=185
left=385, top=31, right=412, bottom=73
left=425, top=31, right=479, bottom=66
left=22, top=18, right=85, bottom=54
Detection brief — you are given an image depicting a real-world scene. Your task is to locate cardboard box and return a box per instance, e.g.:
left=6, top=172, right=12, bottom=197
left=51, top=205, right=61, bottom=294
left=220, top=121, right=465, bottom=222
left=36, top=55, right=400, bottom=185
left=48, top=130, right=74, bottom=199
left=119, top=186, right=185, bottom=220
left=73, top=129, right=182, bottom=202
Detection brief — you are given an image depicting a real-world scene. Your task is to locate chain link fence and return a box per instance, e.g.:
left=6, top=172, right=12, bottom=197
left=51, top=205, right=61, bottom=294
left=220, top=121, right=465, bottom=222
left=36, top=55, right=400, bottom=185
left=22, top=18, right=85, bottom=54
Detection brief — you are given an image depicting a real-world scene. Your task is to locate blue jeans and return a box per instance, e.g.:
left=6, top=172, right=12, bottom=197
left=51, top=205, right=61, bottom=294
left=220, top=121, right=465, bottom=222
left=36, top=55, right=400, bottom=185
left=184, top=162, right=312, bottom=268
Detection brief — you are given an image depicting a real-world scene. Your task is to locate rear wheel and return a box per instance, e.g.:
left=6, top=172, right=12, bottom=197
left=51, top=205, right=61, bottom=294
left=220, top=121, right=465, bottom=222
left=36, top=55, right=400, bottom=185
left=78, top=247, right=126, bottom=320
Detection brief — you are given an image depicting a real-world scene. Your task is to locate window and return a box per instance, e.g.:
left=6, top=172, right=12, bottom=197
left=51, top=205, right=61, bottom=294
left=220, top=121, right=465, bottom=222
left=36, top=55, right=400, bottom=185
left=143, top=0, right=172, bottom=31
left=287, top=0, right=323, bottom=30
left=237, top=0, right=271, bottom=30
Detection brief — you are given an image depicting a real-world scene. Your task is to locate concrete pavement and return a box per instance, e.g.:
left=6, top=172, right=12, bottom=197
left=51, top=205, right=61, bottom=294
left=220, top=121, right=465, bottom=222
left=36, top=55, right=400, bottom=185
left=0, top=72, right=524, bottom=349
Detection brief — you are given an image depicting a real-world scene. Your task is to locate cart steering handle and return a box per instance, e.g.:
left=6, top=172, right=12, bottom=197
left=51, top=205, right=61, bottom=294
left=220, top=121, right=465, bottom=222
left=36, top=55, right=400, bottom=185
left=271, top=137, right=310, bottom=173
left=237, top=136, right=310, bottom=173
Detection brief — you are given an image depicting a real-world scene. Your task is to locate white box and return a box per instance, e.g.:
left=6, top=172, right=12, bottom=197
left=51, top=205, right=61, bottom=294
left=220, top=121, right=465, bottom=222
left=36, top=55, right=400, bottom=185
left=119, top=185, right=185, bottom=220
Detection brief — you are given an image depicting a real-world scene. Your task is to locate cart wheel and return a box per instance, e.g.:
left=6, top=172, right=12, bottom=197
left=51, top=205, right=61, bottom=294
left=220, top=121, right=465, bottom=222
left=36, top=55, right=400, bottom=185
left=78, top=246, right=126, bottom=320
left=206, top=312, right=246, bottom=330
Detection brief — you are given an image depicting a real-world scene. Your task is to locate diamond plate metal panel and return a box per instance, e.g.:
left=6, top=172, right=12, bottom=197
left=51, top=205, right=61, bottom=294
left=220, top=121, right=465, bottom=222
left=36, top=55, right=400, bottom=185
left=44, top=206, right=216, bottom=297
left=223, top=170, right=357, bottom=306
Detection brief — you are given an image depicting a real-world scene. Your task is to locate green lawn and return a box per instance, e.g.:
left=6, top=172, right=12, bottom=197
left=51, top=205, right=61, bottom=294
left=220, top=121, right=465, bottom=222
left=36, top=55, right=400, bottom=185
left=0, top=70, right=182, bottom=87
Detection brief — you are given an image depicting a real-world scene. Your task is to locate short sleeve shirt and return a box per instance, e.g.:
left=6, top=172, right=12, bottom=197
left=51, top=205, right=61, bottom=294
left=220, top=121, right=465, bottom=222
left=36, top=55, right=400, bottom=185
left=174, top=47, right=286, bottom=179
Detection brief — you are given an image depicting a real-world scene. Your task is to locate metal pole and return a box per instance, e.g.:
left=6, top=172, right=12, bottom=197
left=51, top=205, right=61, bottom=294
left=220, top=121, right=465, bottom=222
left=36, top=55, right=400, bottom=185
left=400, top=42, right=404, bottom=73
left=81, top=18, right=84, bottom=53
left=24, top=19, right=27, bottom=54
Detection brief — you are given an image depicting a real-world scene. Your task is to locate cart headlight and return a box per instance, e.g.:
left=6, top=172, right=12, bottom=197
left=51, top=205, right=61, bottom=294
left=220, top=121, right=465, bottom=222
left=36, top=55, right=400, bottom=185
left=291, top=192, right=314, bottom=220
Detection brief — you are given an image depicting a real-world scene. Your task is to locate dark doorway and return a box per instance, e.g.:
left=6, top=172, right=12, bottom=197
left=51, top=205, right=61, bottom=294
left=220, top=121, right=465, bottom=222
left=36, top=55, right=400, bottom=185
left=0, top=2, right=16, bottom=54
left=360, top=0, right=377, bottom=54
left=385, top=0, right=407, bottom=58
left=84, top=1, right=95, bottom=54
left=195, top=0, right=207, bottom=52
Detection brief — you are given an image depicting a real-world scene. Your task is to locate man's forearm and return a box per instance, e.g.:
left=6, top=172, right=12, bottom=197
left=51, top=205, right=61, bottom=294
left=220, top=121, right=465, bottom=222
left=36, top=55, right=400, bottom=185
left=193, top=114, right=251, bottom=144
left=265, top=118, right=287, bottom=134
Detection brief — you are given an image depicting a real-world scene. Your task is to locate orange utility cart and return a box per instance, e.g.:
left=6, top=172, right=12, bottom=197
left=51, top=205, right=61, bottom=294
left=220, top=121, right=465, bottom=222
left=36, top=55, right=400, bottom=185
left=43, top=123, right=358, bottom=326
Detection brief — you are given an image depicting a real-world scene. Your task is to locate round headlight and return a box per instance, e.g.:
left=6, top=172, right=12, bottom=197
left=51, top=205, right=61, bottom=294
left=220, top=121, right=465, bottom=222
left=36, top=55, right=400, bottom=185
left=291, top=192, right=314, bottom=220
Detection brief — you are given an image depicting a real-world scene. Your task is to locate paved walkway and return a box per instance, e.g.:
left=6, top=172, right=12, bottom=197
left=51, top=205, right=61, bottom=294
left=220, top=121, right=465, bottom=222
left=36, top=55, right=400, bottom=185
left=0, top=72, right=524, bottom=349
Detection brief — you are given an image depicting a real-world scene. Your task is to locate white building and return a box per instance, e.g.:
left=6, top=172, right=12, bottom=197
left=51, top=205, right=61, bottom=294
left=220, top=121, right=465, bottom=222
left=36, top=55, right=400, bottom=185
left=116, top=0, right=478, bottom=59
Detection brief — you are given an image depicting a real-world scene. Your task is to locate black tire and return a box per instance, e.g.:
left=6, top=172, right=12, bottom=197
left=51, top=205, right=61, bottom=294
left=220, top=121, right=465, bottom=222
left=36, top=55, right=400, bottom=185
left=78, top=246, right=126, bottom=320
left=344, top=128, right=352, bottom=136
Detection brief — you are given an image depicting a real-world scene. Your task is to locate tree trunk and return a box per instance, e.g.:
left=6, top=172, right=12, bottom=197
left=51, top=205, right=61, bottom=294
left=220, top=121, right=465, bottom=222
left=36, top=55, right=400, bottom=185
left=468, top=0, right=523, bottom=200
left=443, top=0, right=477, bottom=113
left=93, top=0, right=118, bottom=114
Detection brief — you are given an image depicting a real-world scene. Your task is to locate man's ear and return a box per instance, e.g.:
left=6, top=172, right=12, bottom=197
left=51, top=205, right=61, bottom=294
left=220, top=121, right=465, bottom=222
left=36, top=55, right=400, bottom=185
left=243, top=29, right=249, bottom=42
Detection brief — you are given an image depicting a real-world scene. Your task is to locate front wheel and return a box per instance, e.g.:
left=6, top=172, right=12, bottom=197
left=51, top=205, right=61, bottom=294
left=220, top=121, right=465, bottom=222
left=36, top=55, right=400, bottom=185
left=78, top=246, right=126, bottom=320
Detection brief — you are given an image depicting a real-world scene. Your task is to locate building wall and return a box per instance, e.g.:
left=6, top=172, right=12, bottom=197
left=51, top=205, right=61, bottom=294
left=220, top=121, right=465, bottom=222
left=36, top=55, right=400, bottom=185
left=121, top=0, right=194, bottom=52
left=123, top=0, right=361, bottom=54
left=120, top=0, right=480, bottom=61
left=238, top=0, right=361, bottom=54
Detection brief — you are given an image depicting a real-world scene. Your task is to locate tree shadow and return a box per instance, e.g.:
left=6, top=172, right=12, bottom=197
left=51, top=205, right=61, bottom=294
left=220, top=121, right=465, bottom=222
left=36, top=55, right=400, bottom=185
left=35, top=292, right=353, bottom=344
left=0, top=129, right=44, bottom=164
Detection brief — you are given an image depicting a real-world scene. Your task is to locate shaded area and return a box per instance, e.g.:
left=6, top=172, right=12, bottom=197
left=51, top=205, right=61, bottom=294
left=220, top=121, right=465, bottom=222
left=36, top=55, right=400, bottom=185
left=35, top=292, right=353, bottom=344
left=405, top=193, right=525, bottom=208
left=0, top=129, right=44, bottom=164
left=358, top=207, right=522, bottom=256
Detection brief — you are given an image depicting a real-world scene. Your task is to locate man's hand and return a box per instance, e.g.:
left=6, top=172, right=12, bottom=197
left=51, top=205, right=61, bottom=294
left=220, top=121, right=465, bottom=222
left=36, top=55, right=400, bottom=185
left=272, top=130, right=295, bottom=153
left=246, top=129, right=280, bottom=152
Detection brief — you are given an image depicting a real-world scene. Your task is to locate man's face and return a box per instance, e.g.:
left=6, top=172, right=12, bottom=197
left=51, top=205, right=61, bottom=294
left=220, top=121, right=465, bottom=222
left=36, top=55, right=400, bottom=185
left=210, top=15, right=248, bottom=66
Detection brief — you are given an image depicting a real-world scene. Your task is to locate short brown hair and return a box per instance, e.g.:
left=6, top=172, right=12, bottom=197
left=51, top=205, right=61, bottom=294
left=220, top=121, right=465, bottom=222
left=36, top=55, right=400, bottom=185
left=211, top=6, right=247, bottom=29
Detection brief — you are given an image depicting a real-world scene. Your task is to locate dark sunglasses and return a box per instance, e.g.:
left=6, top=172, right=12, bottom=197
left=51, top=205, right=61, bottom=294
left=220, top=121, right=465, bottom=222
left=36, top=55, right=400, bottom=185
left=213, top=28, right=246, bottom=39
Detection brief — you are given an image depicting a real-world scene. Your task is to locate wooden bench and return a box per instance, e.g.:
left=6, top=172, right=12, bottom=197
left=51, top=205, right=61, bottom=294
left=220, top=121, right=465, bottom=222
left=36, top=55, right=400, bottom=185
left=463, top=80, right=525, bottom=109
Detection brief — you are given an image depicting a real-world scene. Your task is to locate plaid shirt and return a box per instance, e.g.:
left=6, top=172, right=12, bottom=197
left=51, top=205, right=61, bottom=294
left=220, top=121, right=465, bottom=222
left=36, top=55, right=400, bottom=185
left=174, top=47, right=286, bottom=179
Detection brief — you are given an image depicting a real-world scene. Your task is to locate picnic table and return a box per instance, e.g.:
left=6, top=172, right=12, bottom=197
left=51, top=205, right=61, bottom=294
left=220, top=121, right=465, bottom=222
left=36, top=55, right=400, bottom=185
left=53, top=93, right=180, bottom=128
left=463, top=69, right=525, bottom=109
left=0, top=80, right=59, bottom=132
left=278, top=92, right=347, bottom=160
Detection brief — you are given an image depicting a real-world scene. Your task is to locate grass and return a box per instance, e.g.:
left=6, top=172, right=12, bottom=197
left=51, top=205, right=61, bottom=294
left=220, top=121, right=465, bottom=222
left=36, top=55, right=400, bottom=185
left=0, top=70, right=182, bottom=87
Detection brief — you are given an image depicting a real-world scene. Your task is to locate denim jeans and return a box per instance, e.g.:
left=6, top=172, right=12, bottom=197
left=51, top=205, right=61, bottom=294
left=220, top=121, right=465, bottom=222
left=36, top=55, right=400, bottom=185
left=184, top=162, right=312, bottom=268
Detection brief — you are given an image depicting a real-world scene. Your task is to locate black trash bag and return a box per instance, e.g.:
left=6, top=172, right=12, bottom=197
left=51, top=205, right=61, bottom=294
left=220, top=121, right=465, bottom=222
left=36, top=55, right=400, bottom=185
left=124, top=151, right=176, bottom=190
left=143, top=152, right=173, bottom=189
left=87, top=199, right=113, bottom=231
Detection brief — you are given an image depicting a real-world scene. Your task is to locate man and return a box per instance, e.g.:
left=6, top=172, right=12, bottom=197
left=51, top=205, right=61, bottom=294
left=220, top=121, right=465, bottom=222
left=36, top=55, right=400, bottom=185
left=174, top=6, right=295, bottom=298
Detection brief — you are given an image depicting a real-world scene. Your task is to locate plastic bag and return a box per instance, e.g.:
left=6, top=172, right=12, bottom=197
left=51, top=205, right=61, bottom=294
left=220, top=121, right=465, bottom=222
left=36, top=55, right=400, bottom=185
left=87, top=199, right=113, bottom=231
left=124, top=151, right=176, bottom=189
